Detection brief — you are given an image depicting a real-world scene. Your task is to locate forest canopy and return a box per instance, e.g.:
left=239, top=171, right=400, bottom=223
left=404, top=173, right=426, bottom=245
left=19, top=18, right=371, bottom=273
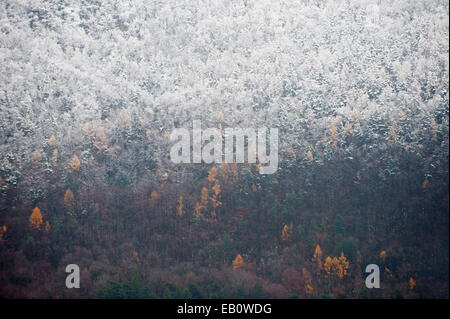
left=0, top=0, right=448, bottom=299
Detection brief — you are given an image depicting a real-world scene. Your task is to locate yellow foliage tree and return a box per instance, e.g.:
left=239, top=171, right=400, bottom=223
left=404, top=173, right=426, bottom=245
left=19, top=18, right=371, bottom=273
left=193, top=202, right=203, bottom=219
left=70, top=155, right=80, bottom=172
left=281, top=224, right=293, bottom=242
left=0, top=225, right=6, bottom=243
left=208, top=166, right=218, bottom=183
left=210, top=182, right=222, bottom=217
left=177, top=196, right=184, bottom=217
left=132, top=250, right=140, bottom=262
left=48, top=135, right=57, bottom=147
left=233, top=254, right=245, bottom=270
left=330, top=118, right=338, bottom=148
left=44, top=221, right=51, bottom=233
left=32, top=150, right=42, bottom=164
left=313, top=244, right=322, bottom=262
left=422, top=178, right=429, bottom=190
left=313, top=244, right=323, bottom=272
left=52, top=149, right=58, bottom=166
left=337, top=252, right=349, bottom=279
left=30, top=207, right=43, bottom=230
left=150, top=190, right=160, bottom=205
left=64, top=188, right=75, bottom=207
left=323, top=256, right=333, bottom=276
left=307, top=150, right=313, bottom=163
left=305, top=284, right=314, bottom=296
left=344, top=121, right=352, bottom=135
left=409, top=277, right=416, bottom=290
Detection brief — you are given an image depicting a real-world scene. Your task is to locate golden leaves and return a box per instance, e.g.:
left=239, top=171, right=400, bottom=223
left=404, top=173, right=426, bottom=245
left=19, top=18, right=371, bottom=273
left=323, top=256, right=333, bottom=276
left=313, top=244, right=322, bottom=262
left=281, top=224, right=293, bottom=242
left=305, top=284, right=314, bottom=296
left=0, top=225, right=6, bottom=243
left=330, top=117, right=339, bottom=148
left=307, top=150, right=313, bottom=163
left=52, top=149, right=58, bottom=166
left=337, top=252, right=349, bottom=279
left=232, top=253, right=245, bottom=270
left=32, top=150, right=42, bottom=165
left=69, top=155, right=80, bottom=172
left=132, top=250, right=140, bottom=262
left=422, top=178, right=429, bottom=190
left=177, top=196, right=184, bottom=217
left=64, top=188, right=75, bottom=207
left=323, top=252, right=349, bottom=279
left=150, top=190, right=160, bottom=205
left=408, top=277, right=416, bottom=290
left=44, top=221, right=51, bottom=233
left=208, top=166, right=218, bottom=183
left=193, top=202, right=203, bottom=219
left=48, top=135, right=57, bottom=147
left=30, top=207, right=43, bottom=230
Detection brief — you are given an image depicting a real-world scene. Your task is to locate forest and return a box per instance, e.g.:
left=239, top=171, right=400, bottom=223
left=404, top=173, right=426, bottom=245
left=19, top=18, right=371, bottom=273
left=0, top=0, right=448, bottom=298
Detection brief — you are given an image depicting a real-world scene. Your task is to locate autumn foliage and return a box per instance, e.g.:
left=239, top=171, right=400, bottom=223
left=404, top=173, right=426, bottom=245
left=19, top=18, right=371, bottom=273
left=69, top=155, right=80, bottom=172
left=30, top=207, right=43, bottom=230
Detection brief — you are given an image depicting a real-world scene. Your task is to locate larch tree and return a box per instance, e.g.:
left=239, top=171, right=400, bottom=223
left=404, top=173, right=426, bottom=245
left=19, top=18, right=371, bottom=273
left=177, top=195, right=184, bottom=217
left=64, top=188, right=75, bottom=207
left=208, top=166, right=218, bottom=183
left=48, top=135, right=57, bottom=147
left=312, top=244, right=323, bottom=271
left=69, top=155, right=80, bottom=172
left=30, top=207, right=43, bottom=230
left=409, top=277, right=417, bottom=291
left=233, top=254, right=245, bottom=270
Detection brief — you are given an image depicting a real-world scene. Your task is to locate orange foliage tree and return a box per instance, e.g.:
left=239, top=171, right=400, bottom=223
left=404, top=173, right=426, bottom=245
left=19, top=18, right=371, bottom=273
left=409, top=277, right=416, bottom=290
left=208, top=166, right=218, bottom=183
left=312, top=244, right=323, bottom=271
left=70, top=155, right=80, bottom=172
left=30, top=207, right=43, bottom=230
left=177, top=196, right=184, bottom=217
left=232, top=253, right=246, bottom=270
left=281, top=224, right=293, bottom=242
left=0, top=225, right=6, bottom=243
